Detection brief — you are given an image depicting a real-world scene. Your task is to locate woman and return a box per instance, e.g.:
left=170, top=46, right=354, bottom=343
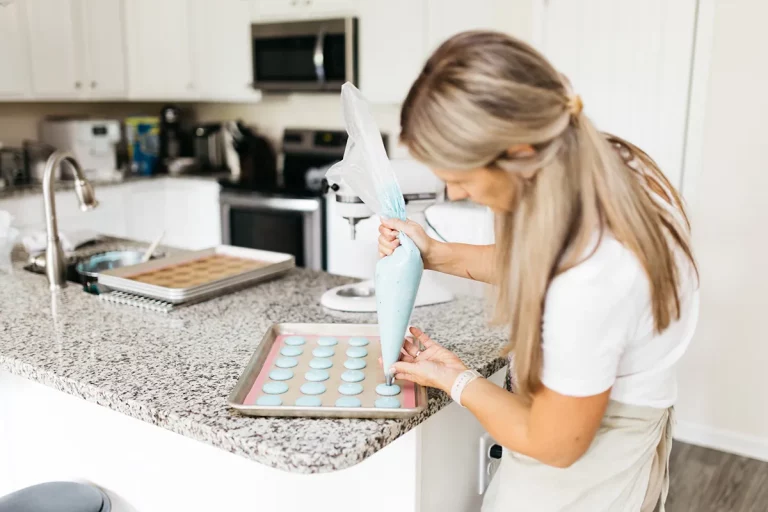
left=377, top=31, right=699, bottom=512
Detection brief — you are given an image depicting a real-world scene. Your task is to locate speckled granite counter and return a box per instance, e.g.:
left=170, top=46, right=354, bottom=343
left=0, top=245, right=507, bottom=474
left=0, top=172, right=227, bottom=200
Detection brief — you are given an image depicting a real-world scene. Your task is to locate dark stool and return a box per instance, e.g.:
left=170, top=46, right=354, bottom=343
left=0, top=482, right=110, bottom=512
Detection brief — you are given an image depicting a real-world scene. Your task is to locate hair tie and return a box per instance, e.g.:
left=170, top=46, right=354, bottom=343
left=567, top=94, right=583, bottom=117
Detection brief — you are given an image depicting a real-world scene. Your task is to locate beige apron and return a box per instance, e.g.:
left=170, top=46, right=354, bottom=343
left=482, top=401, right=674, bottom=512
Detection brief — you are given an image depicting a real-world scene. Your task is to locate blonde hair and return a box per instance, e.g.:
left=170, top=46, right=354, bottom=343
left=400, top=31, right=697, bottom=401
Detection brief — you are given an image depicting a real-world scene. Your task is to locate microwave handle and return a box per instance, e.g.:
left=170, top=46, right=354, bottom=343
left=313, top=28, right=326, bottom=85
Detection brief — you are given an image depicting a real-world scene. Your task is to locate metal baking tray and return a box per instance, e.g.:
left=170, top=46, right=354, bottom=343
left=228, top=323, right=428, bottom=419
left=98, top=245, right=294, bottom=304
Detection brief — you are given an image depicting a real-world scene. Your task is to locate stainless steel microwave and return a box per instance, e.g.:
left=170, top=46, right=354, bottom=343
left=250, top=18, right=358, bottom=92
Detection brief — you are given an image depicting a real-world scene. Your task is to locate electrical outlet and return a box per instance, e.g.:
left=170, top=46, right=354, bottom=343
left=477, top=432, right=501, bottom=495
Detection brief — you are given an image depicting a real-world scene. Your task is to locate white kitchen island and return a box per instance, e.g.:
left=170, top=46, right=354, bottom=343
left=0, top=241, right=507, bottom=512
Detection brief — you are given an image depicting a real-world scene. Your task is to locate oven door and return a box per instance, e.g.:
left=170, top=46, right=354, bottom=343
left=220, top=191, right=324, bottom=270
left=250, top=18, right=357, bottom=92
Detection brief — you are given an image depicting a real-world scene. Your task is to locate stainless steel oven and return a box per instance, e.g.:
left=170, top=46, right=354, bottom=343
left=250, top=18, right=357, bottom=92
left=220, top=192, right=323, bottom=270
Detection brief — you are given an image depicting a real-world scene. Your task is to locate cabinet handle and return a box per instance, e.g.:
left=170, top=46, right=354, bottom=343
left=0, top=1, right=14, bottom=7
left=290, top=0, right=297, bottom=5
left=187, top=82, right=194, bottom=90
left=304, top=0, right=311, bottom=4
left=75, top=81, right=82, bottom=89
left=91, top=81, right=97, bottom=89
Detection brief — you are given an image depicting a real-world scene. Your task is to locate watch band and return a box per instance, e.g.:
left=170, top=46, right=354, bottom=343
left=450, top=369, right=482, bottom=407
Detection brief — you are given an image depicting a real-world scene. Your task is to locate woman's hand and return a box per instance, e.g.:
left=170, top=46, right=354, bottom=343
left=390, top=327, right=468, bottom=393
left=378, top=218, right=441, bottom=269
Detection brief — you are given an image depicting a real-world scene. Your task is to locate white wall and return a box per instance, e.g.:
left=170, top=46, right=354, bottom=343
left=674, top=0, right=768, bottom=461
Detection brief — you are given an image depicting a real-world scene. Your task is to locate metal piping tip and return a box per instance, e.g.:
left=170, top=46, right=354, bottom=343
left=385, top=374, right=393, bottom=386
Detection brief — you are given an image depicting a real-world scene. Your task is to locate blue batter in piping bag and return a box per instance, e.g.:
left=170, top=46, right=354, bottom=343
left=326, top=83, right=424, bottom=385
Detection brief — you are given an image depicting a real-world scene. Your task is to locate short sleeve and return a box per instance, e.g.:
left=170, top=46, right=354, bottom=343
left=540, top=238, right=647, bottom=397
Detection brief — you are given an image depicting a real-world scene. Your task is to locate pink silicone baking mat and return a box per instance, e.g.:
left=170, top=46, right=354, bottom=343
left=244, top=333, right=416, bottom=410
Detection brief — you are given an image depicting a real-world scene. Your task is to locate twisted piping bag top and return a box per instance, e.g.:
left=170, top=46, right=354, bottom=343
left=325, top=83, right=424, bottom=381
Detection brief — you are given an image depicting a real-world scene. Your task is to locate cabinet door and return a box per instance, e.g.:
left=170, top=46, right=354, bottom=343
left=359, top=0, right=426, bottom=104
left=79, top=0, right=127, bottom=98
left=539, top=0, right=697, bottom=190
left=0, top=0, right=31, bottom=98
left=190, top=0, right=258, bottom=101
left=23, top=0, right=82, bottom=98
left=124, top=0, right=196, bottom=99
left=426, top=0, right=521, bottom=52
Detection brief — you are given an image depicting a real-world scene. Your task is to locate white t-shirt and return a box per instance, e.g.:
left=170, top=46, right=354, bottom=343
left=540, top=232, right=699, bottom=408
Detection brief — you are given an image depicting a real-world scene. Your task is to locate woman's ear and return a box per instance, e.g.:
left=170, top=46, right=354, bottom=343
left=506, top=144, right=536, bottom=159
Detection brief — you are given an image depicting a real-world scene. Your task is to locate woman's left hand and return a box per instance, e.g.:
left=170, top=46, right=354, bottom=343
left=390, top=327, right=468, bottom=393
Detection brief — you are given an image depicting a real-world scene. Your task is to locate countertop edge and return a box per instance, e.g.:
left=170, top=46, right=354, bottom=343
left=1, top=353, right=507, bottom=474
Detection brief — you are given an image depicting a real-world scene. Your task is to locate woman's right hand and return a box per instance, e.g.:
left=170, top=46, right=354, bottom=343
left=378, top=217, right=439, bottom=268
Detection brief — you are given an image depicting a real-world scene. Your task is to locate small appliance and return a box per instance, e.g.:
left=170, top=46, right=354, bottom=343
left=39, top=119, right=121, bottom=180
left=321, top=158, right=455, bottom=312
left=250, top=18, right=358, bottom=92
left=192, top=123, right=228, bottom=171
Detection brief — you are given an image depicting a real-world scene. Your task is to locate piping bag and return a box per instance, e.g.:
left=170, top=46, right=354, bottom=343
left=326, top=83, right=424, bottom=385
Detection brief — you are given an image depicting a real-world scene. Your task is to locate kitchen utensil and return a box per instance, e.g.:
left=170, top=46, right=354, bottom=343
left=228, top=323, right=427, bottom=419
left=142, top=231, right=165, bottom=262
left=98, top=245, right=295, bottom=304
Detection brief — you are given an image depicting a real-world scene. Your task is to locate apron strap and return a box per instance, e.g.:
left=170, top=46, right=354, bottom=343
left=640, top=406, right=674, bottom=512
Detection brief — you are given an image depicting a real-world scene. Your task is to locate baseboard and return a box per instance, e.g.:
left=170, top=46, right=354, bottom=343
left=674, top=420, right=768, bottom=462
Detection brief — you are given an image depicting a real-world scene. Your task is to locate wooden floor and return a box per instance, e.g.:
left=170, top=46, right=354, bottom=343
left=667, top=442, right=768, bottom=512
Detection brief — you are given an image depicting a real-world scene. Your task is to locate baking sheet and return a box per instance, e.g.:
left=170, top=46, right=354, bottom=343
left=98, top=246, right=294, bottom=303
left=228, top=323, right=428, bottom=419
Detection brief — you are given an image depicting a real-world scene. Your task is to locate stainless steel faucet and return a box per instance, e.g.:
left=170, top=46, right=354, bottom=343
left=43, top=151, right=98, bottom=290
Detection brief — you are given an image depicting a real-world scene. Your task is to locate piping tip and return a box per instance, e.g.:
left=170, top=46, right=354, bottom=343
left=385, top=374, right=393, bottom=386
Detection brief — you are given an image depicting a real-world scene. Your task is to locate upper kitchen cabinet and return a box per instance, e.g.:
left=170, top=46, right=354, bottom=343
left=190, top=0, right=260, bottom=102
left=0, top=0, right=31, bottom=98
left=77, top=0, right=128, bottom=98
left=426, top=0, right=530, bottom=52
left=358, top=0, right=426, bottom=104
left=252, top=0, right=358, bottom=22
left=124, top=0, right=196, bottom=100
left=22, top=0, right=81, bottom=98
left=538, top=0, right=697, bottom=189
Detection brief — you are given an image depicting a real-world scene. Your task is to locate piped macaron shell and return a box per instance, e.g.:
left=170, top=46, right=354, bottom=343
left=262, top=381, right=289, bottom=395
left=269, top=369, right=294, bottom=381
left=275, top=357, right=298, bottom=369
left=335, top=396, right=362, bottom=408
left=317, top=336, right=339, bottom=347
left=343, top=358, right=366, bottom=370
left=376, top=383, right=401, bottom=396
left=375, top=397, right=401, bottom=408
left=295, top=396, right=322, bottom=407
left=312, top=346, right=335, bottom=358
left=304, top=369, right=330, bottom=382
left=309, top=358, right=333, bottom=370
left=280, top=346, right=303, bottom=357
left=256, top=395, right=282, bottom=406
left=283, top=336, right=306, bottom=346
left=348, top=337, right=370, bottom=347
left=341, top=370, right=365, bottom=383
left=338, top=383, right=364, bottom=396
left=346, top=346, right=368, bottom=358
left=300, top=382, right=326, bottom=395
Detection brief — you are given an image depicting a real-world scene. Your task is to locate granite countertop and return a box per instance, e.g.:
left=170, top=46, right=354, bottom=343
left=0, top=242, right=507, bottom=474
left=0, top=172, right=227, bottom=200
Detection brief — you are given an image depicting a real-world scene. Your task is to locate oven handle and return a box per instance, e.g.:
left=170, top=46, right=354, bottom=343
left=220, top=192, right=320, bottom=213
left=313, top=28, right=326, bottom=85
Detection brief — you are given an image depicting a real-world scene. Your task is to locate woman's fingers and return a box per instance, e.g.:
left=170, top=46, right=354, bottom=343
left=380, top=217, right=408, bottom=232
left=409, top=326, right=436, bottom=348
left=378, top=224, right=399, bottom=240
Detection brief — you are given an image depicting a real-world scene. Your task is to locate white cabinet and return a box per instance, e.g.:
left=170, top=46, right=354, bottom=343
left=538, top=0, right=697, bottom=189
left=124, top=0, right=196, bottom=100
left=358, top=0, right=426, bottom=104
left=426, top=0, right=527, bottom=51
left=252, top=0, right=357, bottom=22
left=78, top=0, right=127, bottom=98
left=0, top=0, right=31, bottom=98
left=22, top=0, right=81, bottom=98
left=190, top=0, right=259, bottom=102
